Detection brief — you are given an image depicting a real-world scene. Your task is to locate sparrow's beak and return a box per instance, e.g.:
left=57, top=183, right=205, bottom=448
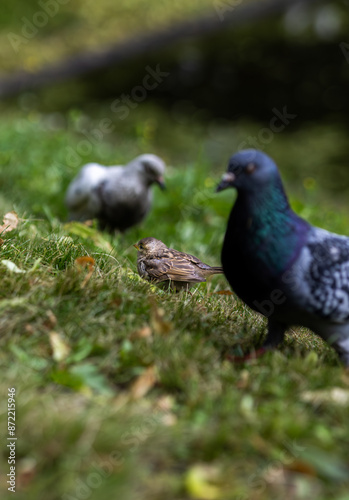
left=216, top=172, right=236, bottom=192
left=133, top=243, right=140, bottom=251
left=156, top=176, right=166, bottom=190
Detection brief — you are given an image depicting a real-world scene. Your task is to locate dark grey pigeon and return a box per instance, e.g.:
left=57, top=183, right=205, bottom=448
left=217, top=149, right=349, bottom=365
left=66, top=154, right=165, bottom=232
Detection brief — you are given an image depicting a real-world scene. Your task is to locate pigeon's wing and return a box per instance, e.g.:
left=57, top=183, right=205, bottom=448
left=146, top=257, right=206, bottom=284
left=101, top=167, right=142, bottom=204
left=289, top=227, right=349, bottom=322
left=98, top=168, right=151, bottom=230
left=65, top=163, right=108, bottom=218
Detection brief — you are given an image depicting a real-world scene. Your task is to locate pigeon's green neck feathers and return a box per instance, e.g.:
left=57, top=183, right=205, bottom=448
left=234, top=176, right=309, bottom=274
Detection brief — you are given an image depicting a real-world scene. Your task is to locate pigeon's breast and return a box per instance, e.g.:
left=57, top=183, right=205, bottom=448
left=222, top=230, right=280, bottom=312
left=221, top=202, right=309, bottom=314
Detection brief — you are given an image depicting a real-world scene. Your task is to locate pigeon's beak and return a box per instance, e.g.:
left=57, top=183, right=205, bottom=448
left=156, top=176, right=166, bottom=190
left=216, top=172, right=236, bottom=192
left=133, top=243, right=140, bottom=251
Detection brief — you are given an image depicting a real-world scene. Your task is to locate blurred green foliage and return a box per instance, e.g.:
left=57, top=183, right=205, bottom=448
left=0, top=0, right=218, bottom=72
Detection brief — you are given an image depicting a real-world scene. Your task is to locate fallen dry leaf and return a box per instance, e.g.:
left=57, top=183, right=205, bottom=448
left=75, top=256, right=95, bottom=269
left=24, top=324, right=34, bottom=335
left=49, top=331, right=71, bottom=362
left=130, top=326, right=152, bottom=340
left=43, top=310, right=57, bottom=330
left=0, top=211, right=19, bottom=234
left=154, top=395, right=177, bottom=426
left=17, top=457, right=37, bottom=489
left=83, top=220, right=94, bottom=227
left=160, top=413, right=177, bottom=426
left=149, top=298, right=172, bottom=334
left=284, top=460, right=317, bottom=476
left=75, top=256, right=95, bottom=288
left=215, top=290, right=234, bottom=295
left=155, top=395, right=175, bottom=412
left=130, top=366, right=157, bottom=399
left=111, top=297, right=122, bottom=307
left=236, top=369, right=250, bottom=389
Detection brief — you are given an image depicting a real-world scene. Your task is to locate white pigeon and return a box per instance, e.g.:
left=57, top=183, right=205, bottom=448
left=65, top=154, right=166, bottom=232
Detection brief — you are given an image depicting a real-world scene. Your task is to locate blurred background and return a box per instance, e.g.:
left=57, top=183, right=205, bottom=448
left=0, top=0, right=349, bottom=223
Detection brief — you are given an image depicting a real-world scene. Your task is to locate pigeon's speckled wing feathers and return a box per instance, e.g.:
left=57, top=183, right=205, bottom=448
left=289, top=227, right=349, bottom=322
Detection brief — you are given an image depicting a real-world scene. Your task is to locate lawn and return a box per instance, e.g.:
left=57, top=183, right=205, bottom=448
left=1, top=105, right=349, bottom=499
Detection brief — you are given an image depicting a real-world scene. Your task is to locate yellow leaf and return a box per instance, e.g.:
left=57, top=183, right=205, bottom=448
left=130, top=366, right=157, bottom=399
left=185, top=464, right=222, bottom=500
left=49, top=331, right=71, bottom=362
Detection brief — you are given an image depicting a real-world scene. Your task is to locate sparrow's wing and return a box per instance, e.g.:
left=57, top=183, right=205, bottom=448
left=169, top=249, right=223, bottom=274
left=147, top=257, right=206, bottom=283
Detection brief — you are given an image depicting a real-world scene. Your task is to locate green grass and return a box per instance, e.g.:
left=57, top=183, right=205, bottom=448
left=1, top=107, right=349, bottom=500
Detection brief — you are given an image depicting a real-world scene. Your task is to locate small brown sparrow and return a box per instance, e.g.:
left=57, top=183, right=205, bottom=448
left=134, top=237, right=223, bottom=291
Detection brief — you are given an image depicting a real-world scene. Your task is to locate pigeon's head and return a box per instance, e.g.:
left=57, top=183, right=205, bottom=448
left=216, top=149, right=280, bottom=193
left=132, top=154, right=166, bottom=189
left=134, top=237, right=167, bottom=256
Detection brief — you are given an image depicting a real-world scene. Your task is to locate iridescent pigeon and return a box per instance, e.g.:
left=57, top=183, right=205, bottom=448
left=217, top=149, right=349, bottom=365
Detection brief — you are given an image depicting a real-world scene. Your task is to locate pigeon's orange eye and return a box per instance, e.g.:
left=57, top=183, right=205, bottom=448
left=246, top=163, right=256, bottom=174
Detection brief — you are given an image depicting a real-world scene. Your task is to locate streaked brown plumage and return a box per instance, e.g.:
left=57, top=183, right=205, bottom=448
left=134, top=237, right=223, bottom=291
